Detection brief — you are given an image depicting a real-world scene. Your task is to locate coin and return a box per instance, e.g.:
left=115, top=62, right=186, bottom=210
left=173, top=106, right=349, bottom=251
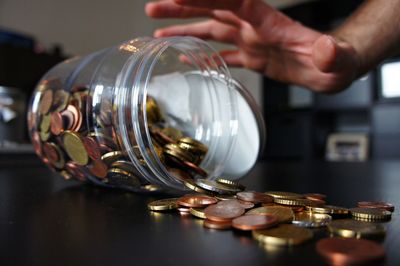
left=63, top=131, right=89, bottom=166
left=167, top=167, right=192, bottom=181
left=177, top=207, right=191, bottom=216
left=52, top=90, right=70, bottom=112
left=178, top=137, right=208, bottom=155
left=107, top=167, right=141, bottom=187
left=177, top=194, right=218, bottom=208
left=327, top=219, right=386, bottom=239
left=50, top=112, right=64, bottom=135
left=195, top=179, right=240, bottom=194
left=215, top=195, right=237, bottom=201
left=88, top=159, right=108, bottom=179
left=350, top=207, right=392, bottom=221
left=40, top=114, right=51, bottom=133
left=190, top=208, right=206, bottom=219
left=274, top=198, right=313, bottom=207
left=216, top=178, right=246, bottom=191
left=232, top=214, right=278, bottom=231
left=306, top=205, right=349, bottom=216
left=161, top=127, right=183, bottom=141
left=292, top=212, right=332, bottom=228
left=182, top=179, right=209, bottom=194
left=204, top=201, right=245, bottom=222
left=181, top=161, right=208, bottom=177
left=218, top=199, right=255, bottom=210
left=316, top=237, right=385, bottom=265
left=265, top=191, right=303, bottom=199
left=246, top=206, right=294, bottom=223
left=357, top=201, right=395, bottom=212
left=203, top=219, right=232, bottom=230
left=39, top=90, right=53, bottom=115
left=147, top=198, right=179, bottom=211
left=236, top=191, right=274, bottom=204
left=82, top=136, right=102, bottom=160
left=303, top=193, right=327, bottom=201
left=101, top=151, right=125, bottom=165
left=253, top=224, right=313, bottom=246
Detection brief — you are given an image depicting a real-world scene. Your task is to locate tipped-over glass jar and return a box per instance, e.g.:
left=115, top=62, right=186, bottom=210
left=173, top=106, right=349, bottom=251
left=28, top=37, right=265, bottom=192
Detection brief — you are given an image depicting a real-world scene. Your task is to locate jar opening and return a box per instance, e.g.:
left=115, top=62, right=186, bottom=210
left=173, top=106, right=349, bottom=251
left=118, top=37, right=239, bottom=190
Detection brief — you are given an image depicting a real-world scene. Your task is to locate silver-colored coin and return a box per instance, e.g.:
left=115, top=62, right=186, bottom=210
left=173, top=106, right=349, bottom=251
left=292, top=212, right=332, bottom=228
left=195, top=179, right=241, bottom=194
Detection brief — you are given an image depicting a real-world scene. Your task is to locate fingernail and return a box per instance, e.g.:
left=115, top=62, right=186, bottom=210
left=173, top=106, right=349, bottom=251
left=154, top=30, right=163, bottom=38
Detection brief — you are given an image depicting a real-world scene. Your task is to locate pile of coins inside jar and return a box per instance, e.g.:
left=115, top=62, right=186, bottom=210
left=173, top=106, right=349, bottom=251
left=148, top=179, right=395, bottom=265
left=30, top=78, right=212, bottom=192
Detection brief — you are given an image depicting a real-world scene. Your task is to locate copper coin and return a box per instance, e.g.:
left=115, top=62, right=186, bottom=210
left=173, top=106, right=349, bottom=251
left=306, top=198, right=326, bottom=206
left=61, top=109, right=75, bottom=130
left=304, top=193, right=327, bottom=201
left=39, top=90, right=53, bottom=115
left=232, top=214, right=278, bottom=231
left=82, top=136, right=102, bottom=160
left=182, top=160, right=208, bottom=177
left=67, top=105, right=82, bottom=131
left=203, top=219, right=232, bottom=230
left=177, top=207, right=191, bottom=216
left=218, top=199, right=254, bottom=210
left=42, top=143, right=59, bottom=162
left=358, top=201, right=395, bottom=212
left=88, top=160, right=108, bottom=178
left=167, top=167, right=192, bottom=181
left=236, top=191, right=274, bottom=204
left=177, top=194, right=218, bottom=208
left=65, top=161, right=87, bottom=181
left=316, top=237, right=385, bottom=265
left=204, top=202, right=245, bottom=222
left=50, top=112, right=64, bottom=135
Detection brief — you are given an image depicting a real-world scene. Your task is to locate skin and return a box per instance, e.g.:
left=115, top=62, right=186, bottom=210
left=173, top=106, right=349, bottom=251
left=145, top=0, right=400, bottom=94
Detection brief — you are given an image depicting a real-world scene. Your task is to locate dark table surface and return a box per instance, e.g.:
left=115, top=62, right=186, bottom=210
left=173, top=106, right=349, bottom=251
left=0, top=157, right=399, bottom=266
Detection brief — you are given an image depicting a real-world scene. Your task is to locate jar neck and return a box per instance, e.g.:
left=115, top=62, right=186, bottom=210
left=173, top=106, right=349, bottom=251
left=116, top=37, right=238, bottom=190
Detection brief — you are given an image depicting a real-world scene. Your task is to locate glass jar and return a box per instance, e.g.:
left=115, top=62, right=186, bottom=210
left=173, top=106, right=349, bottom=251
left=28, top=37, right=265, bottom=192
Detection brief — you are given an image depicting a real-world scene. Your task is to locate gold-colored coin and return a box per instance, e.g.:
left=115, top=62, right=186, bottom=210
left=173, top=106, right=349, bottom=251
left=40, top=114, right=51, bottom=133
left=52, top=90, right=70, bottom=112
left=350, top=208, right=392, bottom=221
left=253, top=224, right=313, bottom=246
left=147, top=198, right=179, bottom=211
left=146, top=96, right=164, bottom=123
left=265, top=191, right=303, bottom=199
left=215, top=194, right=237, bottom=201
left=63, top=131, right=89, bottom=166
left=216, top=178, right=246, bottom=191
left=101, top=151, right=125, bottom=165
left=178, top=137, right=208, bottom=155
left=306, top=205, right=349, bottom=215
left=195, top=179, right=240, bottom=194
left=141, top=184, right=163, bottom=192
left=246, top=206, right=294, bottom=223
left=292, top=212, right=332, bottom=228
left=39, top=130, right=50, bottom=141
left=328, top=219, right=386, bottom=239
left=161, top=127, right=183, bottom=141
left=51, top=144, right=65, bottom=169
left=274, top=198, right=313, bottom=206
left=190, top=208, right=206, bottom=219
left=164, top=143, right=196, bottom=163
left=107, top=167, right=141, bottom=188
left=182, top=178, right=209, bottom=194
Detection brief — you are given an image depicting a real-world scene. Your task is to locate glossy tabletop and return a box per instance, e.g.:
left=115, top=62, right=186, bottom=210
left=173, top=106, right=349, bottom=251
left=0, top=157, right=398, bottom=266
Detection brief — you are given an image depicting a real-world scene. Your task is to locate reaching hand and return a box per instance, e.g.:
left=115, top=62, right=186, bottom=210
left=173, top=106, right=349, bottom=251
left=145, top=0, right=360, bottom=93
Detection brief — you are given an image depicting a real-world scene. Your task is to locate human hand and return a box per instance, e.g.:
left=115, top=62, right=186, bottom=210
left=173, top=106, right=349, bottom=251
left=145, top=0, right=360, bottom=93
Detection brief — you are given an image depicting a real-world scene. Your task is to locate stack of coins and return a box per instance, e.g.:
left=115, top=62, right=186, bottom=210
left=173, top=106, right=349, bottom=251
left=30, top=78, right=214, bottom=192
left=148, top=181, right=394, bottom=264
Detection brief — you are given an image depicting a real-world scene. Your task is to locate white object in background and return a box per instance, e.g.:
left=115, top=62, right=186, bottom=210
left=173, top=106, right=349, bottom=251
left=326, top=133, right=369, bottom=162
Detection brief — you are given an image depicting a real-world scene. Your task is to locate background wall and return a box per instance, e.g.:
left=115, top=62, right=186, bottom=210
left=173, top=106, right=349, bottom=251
left=0, top=0, right=312, bottom=106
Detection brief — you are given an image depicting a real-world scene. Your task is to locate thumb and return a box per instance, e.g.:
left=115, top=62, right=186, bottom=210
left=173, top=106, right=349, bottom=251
left=312, top=35, right=357, bottom=73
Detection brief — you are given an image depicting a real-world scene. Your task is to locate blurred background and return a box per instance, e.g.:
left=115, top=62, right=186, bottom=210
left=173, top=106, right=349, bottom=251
left=0, top=0, right=399, bottom=162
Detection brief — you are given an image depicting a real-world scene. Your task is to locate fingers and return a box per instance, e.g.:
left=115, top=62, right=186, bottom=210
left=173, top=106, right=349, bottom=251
left=145, top=1, right=211, bottom=18
left=154, top=20, right=239, bottom=44
left=174, top=0, right=275, bottom=27
left=147, top=0, right=276, bottom=28
left=312, top=35, right=359, bottom=74
left=218, top=50, right=243, bottom=67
